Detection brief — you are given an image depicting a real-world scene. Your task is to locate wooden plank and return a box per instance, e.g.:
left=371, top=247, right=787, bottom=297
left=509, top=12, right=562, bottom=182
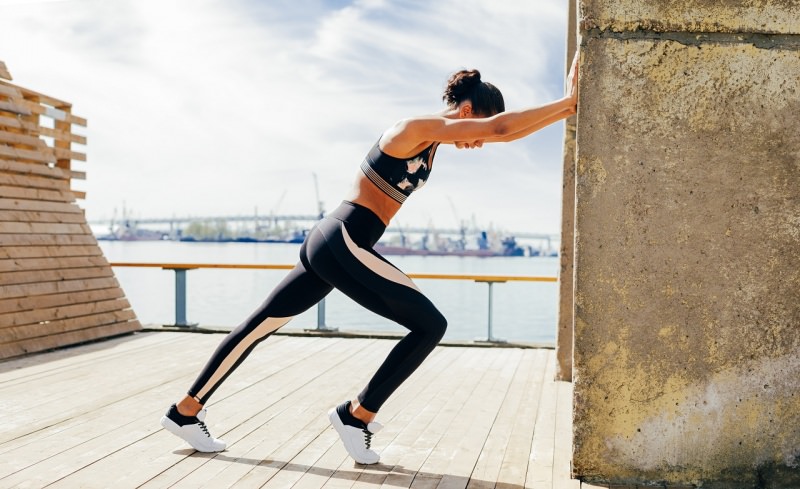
left=302, top=348, right=471, bottom=489
left=0, top=286, right=124, bottom=315
left=0, top=265, right=114, bottom=287
left=53, top=147, right=86, bottom=162
left=69, top=337, right=376, bottom=488
left=0, top=129, right=46, bottom=147
left=0, top=319, right=140, bottom=361
left=0, top=232, right=96, bottom=246
left=0, top=171, right=71, bottom=191
left=371, top=349, right=496, bottom=489
left=314, top=350, right=466, bottom=489
left=0, top=62, right=12, bottom=81
left=0, top=335, right=226, bottom=465
left=68, top=169, right=86, bottom=180
left=0, top=335, right=573, bottom=488
left=0, top=197, right=83, bottom=213
left=0, top=221, right=91, bottom=235
left=14, top=99, right=86, bottom=126
left=0, top=244, right=102, bottom=259
left=553, top=381, right=581, bottom=488
left=0, top=334, right=322, bottom=486
left=0, top=332, right=230, bottom=418
left=0, top=185, right=73, bottom=203
left=0, top=276, right=120, bottom=301
left=71, top=189, right=86, bottom=200
left=0, top=80, right=70, bottom=110
left=0, top=332, right=180, bottom=383
left=200, top=347, right=464, bottom=489
left=0, top=297, right=130, bottom=329
left=0, top=308, right=136, bottom=345
left=0, top=114, right=38, bottom=133
left=0, top=84, right=22, bottom=98
left=0, top=158, right=68, bottom=179
left=526, top=355, right=560, bottom=488
left=0, top=100, right=31, bottom=116
left=195, top=340, right=391, bottom=489
left=0, top=143, right=56, bottom=163
left=466, top=351, right=538, bottom=489
left=351, top=349, right=474, bottom=489
left=411, top=349, right=519, bottom=488
left=308, top=348, right=470, bottom=489
left=0, top=226, right=97, bottom=245
left=0, top=209, right=86, bottom=224
left=38, top=126, right=87, bottom=145
left=495, top=350, right=549, bottom=488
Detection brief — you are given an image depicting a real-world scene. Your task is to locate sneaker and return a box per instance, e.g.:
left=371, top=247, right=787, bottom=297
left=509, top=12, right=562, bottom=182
left=328, top=401, right=382, bottom=465
left=160, top=404, right=226, bottom=453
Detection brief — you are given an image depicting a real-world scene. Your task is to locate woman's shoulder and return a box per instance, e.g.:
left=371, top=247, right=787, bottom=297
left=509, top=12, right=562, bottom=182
left=380, top=116, right=443, bottom=153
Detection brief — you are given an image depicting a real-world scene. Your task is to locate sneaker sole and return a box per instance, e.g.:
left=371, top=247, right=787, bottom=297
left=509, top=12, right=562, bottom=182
left=160, top=415, right=225, bottom=453
left=327, top=409, right=379, bottom=465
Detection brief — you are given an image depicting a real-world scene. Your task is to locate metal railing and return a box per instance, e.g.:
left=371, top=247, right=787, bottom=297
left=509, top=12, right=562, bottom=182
left=109, top=262, right=558, bottom=343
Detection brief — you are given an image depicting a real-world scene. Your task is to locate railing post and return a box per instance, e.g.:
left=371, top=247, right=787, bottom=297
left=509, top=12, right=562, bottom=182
left=306, top=297, right=338, bottom=332
left=475, top=280, right=507, bottom=343
left=166, top=267, right=198, bottom=328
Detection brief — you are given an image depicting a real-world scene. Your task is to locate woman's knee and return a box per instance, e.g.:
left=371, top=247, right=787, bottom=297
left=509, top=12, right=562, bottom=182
left=426, top=309, right=448, bottom=342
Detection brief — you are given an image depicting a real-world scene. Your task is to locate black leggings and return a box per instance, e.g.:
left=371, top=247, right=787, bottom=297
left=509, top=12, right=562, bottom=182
left=187, top=201, right=447, bottom=412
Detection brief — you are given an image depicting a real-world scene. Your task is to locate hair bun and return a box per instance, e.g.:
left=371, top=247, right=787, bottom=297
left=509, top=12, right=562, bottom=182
left=443, top=69, right=482, bottom=106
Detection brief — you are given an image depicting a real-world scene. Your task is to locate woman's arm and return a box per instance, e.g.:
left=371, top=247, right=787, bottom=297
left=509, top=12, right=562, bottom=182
left=485, top=103, right=576, bottom=143
left=384, top=53, right=579, bottom=153
left=398, top=96, right=574, bottom=146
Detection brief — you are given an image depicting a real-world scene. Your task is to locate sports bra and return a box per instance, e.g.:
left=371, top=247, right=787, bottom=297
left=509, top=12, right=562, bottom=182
left=359, top=138, right=440, bottom=204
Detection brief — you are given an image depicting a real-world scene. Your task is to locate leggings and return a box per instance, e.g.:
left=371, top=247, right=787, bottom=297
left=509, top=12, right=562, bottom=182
left=187, top=201, right=447, bottom=412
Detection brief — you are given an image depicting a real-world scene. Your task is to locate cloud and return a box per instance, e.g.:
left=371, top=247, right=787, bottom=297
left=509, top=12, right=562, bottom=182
left=0, top=0, right=569, bottom=234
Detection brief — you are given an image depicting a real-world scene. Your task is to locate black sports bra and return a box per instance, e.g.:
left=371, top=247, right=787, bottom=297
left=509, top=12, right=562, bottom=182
left=359, top=138, right=440, bottom=204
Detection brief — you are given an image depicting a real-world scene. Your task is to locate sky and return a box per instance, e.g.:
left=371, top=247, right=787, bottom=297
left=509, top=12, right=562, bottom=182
left=0, top=0, right=571, bottom=235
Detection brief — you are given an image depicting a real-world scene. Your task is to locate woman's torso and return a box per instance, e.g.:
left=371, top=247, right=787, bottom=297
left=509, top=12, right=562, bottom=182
left=346, top=138, right=439, bottom=225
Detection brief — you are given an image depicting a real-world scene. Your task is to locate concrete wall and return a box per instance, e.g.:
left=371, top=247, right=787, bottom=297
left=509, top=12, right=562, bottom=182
left=572, top=1, right=800, bottom=486
left=556, top=0, right=578, bottom=383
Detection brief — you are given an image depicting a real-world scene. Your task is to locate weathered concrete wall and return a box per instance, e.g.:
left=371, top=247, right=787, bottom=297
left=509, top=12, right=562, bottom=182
left=556, top=0, right=578, bottom=383
left=572, top=1, right=800, bottom=486
left=582, top=0, right=800, bottom=35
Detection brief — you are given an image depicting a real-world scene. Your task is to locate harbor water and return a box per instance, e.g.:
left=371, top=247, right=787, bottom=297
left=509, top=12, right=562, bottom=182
left=100, top=241, right=560, bottom=344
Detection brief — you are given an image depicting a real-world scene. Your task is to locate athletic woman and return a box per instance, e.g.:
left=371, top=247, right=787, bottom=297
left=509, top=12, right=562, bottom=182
left=161, top=54, right=579, bottom=464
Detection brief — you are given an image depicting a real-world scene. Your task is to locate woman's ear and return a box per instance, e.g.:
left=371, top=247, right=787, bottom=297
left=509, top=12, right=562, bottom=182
left=458, top=102, right=473, bottom=119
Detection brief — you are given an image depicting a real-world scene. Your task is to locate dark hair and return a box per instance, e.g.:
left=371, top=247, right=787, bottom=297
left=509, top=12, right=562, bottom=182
left=443, top=69, right=505, bottom=117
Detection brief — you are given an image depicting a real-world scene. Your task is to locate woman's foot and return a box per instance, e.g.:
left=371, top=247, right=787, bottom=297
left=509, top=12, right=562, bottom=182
left=160, top=404, right=226, bottom=453
left=328, top=401, right=382, bottom=464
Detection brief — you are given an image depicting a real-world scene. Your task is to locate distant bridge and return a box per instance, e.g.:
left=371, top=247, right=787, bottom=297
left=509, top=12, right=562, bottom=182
left=88, top=214, right=560, bottom=242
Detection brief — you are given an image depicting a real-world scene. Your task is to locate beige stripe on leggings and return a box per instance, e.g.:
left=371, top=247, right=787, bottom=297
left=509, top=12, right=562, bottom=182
left=194, top=315, right=292, bottom=400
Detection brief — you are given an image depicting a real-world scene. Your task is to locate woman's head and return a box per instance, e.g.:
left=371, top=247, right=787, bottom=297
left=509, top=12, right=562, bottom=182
left=443, top=69, right=505, bottom=118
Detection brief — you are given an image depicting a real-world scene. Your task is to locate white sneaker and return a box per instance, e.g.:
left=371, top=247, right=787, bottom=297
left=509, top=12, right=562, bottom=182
left=328, top=406, right=382, bottom=464
left=160, top=404, right=226, bottom=453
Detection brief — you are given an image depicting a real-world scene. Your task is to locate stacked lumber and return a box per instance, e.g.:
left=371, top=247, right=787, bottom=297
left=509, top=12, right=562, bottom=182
left=0, top=61, right=140, bottom=360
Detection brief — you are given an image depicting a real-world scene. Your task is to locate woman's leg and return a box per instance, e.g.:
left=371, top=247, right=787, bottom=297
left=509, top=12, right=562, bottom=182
left=161, top=258, right=333, bottom=453
left=304, top=218, right=446, bottom=464
left=186, top=259, right=334, bottom=405
left=307, top=219, right=447, bottom=414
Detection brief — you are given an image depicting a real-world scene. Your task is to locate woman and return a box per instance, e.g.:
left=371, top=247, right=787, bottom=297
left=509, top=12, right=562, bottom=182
left=161, top=55, right=579, bottom=464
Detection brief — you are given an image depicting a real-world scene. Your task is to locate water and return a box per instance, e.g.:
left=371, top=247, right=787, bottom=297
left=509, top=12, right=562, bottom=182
left=100, top=241, right=559, bottom=344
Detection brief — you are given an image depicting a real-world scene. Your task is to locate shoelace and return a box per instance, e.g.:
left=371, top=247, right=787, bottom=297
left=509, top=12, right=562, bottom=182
left=362, top=429, right=373, bottom=449
left=197, top=421, right=212, bottom=437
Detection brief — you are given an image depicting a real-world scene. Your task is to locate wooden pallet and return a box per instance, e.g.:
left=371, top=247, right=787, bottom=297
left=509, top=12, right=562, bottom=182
left=0, top=60, right=140, bottom=359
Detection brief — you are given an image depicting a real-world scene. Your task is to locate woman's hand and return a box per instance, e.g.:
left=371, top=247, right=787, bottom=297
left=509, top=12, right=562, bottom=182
left=565, top=52, right=579, bottom=113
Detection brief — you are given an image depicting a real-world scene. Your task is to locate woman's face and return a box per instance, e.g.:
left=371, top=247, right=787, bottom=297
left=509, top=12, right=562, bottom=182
left=454, top=103, right=488, bottom=149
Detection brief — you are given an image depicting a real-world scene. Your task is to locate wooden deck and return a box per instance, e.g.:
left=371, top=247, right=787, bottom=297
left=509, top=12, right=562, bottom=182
left=0, top=331, right=598, bottom=489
